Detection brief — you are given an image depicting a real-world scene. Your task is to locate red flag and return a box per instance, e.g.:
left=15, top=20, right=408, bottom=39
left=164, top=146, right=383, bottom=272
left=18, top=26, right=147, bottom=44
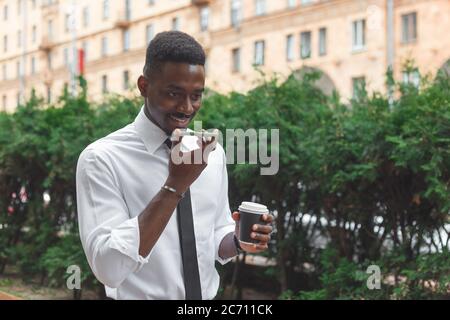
left=78, top=48, right=85, bottom=75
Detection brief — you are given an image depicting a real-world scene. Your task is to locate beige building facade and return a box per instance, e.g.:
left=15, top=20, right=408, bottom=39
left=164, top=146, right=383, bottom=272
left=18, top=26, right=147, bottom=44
left=0, top=0, right=449, bottom=112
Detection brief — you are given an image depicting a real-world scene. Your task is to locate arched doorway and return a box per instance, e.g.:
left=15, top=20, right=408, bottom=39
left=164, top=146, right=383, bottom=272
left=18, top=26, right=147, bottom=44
left=292, top=66, right=336, bottom=96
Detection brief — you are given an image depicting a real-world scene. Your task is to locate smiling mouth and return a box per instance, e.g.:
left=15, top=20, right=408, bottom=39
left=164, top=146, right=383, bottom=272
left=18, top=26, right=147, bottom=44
left=169, top=112, right=192, bottom=126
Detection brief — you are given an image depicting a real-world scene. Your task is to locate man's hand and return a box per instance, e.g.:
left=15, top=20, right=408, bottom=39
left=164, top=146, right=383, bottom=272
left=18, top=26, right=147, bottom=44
left=165, top=134, right=216, bottom=194
left=232, top=211, right=273, bottom=253
left=137, top=134, right=216, bottom=257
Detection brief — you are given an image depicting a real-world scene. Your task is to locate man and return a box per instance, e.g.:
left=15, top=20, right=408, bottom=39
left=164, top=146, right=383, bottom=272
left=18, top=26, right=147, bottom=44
left=76, top=31, right=273, bottom=300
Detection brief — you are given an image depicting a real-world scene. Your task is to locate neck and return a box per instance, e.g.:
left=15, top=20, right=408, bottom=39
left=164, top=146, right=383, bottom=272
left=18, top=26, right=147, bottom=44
left=144, top=104, right=170, bottom=135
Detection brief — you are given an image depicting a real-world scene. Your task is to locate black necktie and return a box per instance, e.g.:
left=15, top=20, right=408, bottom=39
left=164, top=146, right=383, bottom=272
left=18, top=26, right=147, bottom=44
left=164, top=138, right=172, bottom=149
left=164, top=138, right=202, bottom=300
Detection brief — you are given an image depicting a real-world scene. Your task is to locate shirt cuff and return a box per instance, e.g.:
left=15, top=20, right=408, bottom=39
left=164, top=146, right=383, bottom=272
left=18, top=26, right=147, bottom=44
left=215, top=225, right=236, bottom=265
left=108, top=216, right=149, bottom=272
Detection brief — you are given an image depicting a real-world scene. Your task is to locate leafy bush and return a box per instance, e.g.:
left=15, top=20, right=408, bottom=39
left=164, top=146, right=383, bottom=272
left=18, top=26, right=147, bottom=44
left=0, top=79, right=140, bottom=292
left=39, top=234, right=97, bottom=288
left=0, top=70, right=449, bottom=299
left=280, top=248, right=450, bottom=300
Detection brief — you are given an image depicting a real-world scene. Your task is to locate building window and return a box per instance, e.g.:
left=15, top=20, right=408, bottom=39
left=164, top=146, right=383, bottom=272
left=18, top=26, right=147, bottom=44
left=402, top=69, right=420, bottom=88
left=352, top=19, right=366, bottom=51
left=123, top=70, right=130, bottom=90
left=125, top=0, right=131, bottom=20
left=82, top=41, right=89, bottom=61
left=83, top=6, right=90, bottom=27
left=286, top=34, right=294, bottom=61
left=352, top=76, right=366, bottom=100
left=63, top=47, right=69, bottom=66
left=148, top=0, right=155, bottom=5
left=146, top=24, right=154, bottom=44
left=204, top=55, right=209, bottom=75
left=31, top=56, right=36, bottom=74
left=402, top=12, right=417, bottom=43
left=32, top=25, right=36, bottom=43
left=300, top=31, right=311, bottom=59
left=287, top=0, right=296, bottom=8
left=16, top=61, right=21, bottom=79
left=172, top=17, right=179, bottom=31
left=102, top=75, right=108, bottom=93
left=231, top=0, right=242, bottom=28
left=101, top=36, right=108, bottom=57
left=254, top=40, right=265, bottom=66
left=3, top=5, right=8, bottom=20
left=2, top=64, right=6, bottom=80
left=47, top=52, right=53, bottom=70
left=123, top=29, right=130, bottom=52
left=65, top=13, right=70, bottom=32
left=255, top=0, right=266, bottom=16
left=2, top=95, right=6, bottom=111
left=232, top=48, right=240, bottom=73
left=301, top=0, right=312, bottom=5
left=3, top=35, right=7, bottom=52
left=103, top=0, right=109, bottom=20
left=17, top=0, right=21, bottom=15
left=17, top=30, right=21, bottom=48
left=319, top=27, right=327, bottom=56
left=47, top=85, right=51, bottom=103
left=48, top=20, right=53, bottom=41
left=32, top=0, right=36, bottom=10
left=200, top=6, right=209, bottom=32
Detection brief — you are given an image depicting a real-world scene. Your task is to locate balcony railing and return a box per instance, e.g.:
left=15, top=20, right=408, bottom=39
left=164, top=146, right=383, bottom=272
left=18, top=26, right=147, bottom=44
left=40, top=1, right=59, bottom=16
left=39, top=36, right=55, bottom=51
left=192, top=0, right=212, bottom=6
left=115, top=10, right=132, bottom=29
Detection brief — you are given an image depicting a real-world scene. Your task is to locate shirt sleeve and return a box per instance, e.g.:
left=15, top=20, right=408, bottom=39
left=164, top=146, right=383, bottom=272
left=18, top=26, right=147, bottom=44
left=76, top=147, right=149, bottom=289
left=214, top=149, right=237, bottom=265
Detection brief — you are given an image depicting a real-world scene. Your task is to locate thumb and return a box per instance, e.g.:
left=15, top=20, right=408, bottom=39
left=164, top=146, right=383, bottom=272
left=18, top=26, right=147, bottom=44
left=232, top=211, right=240, bottom=221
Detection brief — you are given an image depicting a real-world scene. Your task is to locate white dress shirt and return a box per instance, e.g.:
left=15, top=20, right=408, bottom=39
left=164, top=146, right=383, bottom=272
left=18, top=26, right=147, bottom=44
left=76, top=106, right=235, bottom=300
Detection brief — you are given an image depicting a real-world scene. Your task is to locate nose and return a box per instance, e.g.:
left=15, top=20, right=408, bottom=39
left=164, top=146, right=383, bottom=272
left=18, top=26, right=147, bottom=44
left=178, top=96, right=195, bottom=114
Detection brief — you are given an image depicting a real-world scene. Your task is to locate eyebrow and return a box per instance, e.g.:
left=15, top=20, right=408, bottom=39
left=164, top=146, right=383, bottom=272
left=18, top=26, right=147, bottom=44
left=166, top=84, right=205, bottom=93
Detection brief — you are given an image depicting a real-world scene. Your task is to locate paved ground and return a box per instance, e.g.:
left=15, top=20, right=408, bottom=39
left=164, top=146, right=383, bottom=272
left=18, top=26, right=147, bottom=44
left=0, top=290, right=21, bottom=300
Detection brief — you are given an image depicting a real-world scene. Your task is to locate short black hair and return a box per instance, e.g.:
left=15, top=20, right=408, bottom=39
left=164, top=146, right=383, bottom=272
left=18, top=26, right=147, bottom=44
left=143, top=31, right=206, bottom=77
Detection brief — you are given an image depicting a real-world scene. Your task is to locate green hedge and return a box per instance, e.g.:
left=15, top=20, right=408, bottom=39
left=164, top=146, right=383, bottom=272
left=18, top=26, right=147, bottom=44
left=0, top=71, right=449, bottom=299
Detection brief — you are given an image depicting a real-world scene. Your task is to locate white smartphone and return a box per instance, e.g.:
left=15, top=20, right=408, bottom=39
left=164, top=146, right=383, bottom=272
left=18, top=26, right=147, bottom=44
left=170, top=128, right=219, bottom=142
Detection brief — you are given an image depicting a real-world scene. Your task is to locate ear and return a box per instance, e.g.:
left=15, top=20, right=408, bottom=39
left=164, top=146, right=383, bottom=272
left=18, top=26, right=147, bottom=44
left=137, top=75, right=149, bottom=98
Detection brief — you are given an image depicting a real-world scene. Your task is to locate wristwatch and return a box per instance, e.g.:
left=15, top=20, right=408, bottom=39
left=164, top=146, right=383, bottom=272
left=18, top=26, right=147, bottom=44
left=233, top=234, right=244, bottom=254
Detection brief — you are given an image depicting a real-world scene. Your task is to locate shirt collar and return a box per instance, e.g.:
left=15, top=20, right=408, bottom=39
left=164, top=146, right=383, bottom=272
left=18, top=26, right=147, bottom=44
left=134, top=105, right=169, bottom=154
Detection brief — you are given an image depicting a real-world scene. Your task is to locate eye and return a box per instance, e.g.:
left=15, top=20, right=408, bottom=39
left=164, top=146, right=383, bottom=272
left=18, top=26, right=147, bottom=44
left=191, top=93, right=202, bottom=102
left=168, top=91, right=178, bottom=98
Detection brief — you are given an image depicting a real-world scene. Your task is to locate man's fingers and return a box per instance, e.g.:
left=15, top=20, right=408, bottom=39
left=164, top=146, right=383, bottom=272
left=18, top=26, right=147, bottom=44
left=170, top=129, right=183, bottom=146
left=251, top=232, right=270, bottom=243
left=169, top=132, right=184, bottom=154
left=205, top=135, right=216, bottom=146
left=201, top=135, right=217, bottom=155
left=239, top=242, right=268, bottom=253
left=252, top=224, right=272, bottom=234
left=202, top=129, right=219, bottom=144
left=252, top=243, right=268, bottom=251
left=262, top=214, right=274, bottom=223
left=171, top=138, right=182, bottom=147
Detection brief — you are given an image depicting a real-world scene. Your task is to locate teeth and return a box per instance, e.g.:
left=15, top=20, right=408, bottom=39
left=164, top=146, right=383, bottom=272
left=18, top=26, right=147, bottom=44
left=174, top=113, right=191, bottom=119
left=170, top=115, right=188, bottom=123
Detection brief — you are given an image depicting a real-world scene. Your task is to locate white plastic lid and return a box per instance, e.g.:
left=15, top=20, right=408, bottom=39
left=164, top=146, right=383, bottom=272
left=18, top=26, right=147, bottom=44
left=238, top=201, right=268, bottom=215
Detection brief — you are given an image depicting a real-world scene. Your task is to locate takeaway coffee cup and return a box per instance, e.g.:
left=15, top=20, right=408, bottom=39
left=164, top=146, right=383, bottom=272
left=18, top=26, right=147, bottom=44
left=238, top=201, right=269, bottom=244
